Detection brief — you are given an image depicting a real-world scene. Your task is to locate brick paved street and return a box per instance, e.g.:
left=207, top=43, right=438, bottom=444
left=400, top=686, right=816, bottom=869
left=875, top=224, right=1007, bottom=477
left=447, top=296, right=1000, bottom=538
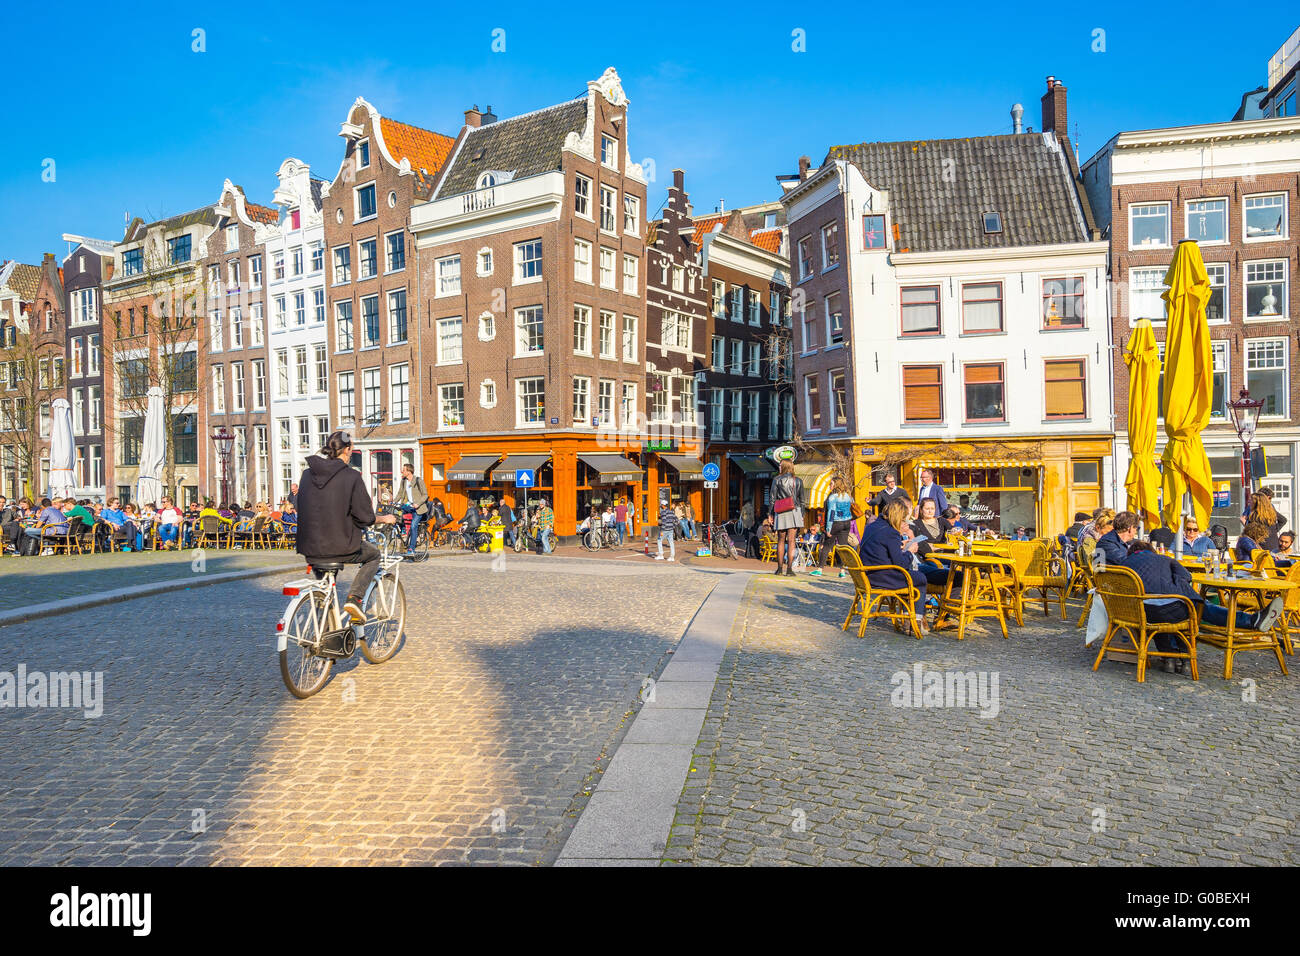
left=668, top=576, right=1300, bottom=866
left=0, top=553, right=713, bottom=865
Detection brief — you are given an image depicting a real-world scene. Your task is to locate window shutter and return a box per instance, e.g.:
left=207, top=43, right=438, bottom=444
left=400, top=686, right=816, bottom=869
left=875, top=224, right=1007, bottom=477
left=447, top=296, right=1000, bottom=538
left=964, top=363, right=1003, bottom=384
left=903, top=365, right=942, bottom=421
left=1044, top=359, right=1086, bottom=418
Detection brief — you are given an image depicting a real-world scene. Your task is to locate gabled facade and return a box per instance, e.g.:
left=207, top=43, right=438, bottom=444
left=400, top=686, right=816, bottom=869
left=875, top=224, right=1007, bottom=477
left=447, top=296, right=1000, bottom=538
left=0, top=260, right=52, bottom=498
left=410, top=67, right=649, bottom=537
left=781, top=78, right=1110, bottom=535
left=322, top=97, right=456, bottom=500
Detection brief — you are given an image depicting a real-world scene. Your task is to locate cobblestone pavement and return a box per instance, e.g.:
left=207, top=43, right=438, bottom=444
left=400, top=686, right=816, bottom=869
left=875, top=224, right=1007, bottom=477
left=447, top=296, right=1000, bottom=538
left=668, top=576, right=1299, bottom=866
left=0, top=553, right=713, bottom=865
left=0, top=550, right=298, bottom=613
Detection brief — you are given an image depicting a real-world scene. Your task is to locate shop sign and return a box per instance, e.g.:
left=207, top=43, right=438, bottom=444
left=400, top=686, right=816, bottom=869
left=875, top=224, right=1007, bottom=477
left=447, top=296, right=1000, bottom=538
left=647, top=439, right=674, bottom=452
left=964, top=501, right=1000, bottom=523
left=1213, top=481, right=1231, bottom=509
left=767, top=445, right=797, bottom=462
left=858, top=447, right=879, bottom=459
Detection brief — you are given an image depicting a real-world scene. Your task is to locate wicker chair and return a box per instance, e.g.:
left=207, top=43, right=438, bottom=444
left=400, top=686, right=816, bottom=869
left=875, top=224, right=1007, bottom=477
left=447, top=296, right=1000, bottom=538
left=835, top=544, right=924, bottom=640
left=1275, top=560, right=1300, bottom=656
left=193, top=515, right=228, bottom=549
left=47, top=516, right=90, bottom=555
left=1091, top=566, right=1199, bottom=682
left=1250, top=549, right=1285, bottom=579
left=1005, top=539, right=1069, bottom=620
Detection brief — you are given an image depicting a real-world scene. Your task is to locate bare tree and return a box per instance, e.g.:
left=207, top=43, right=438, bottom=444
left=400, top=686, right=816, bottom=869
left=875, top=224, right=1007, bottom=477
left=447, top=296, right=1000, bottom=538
left=0, top=317, right=64, bottom=498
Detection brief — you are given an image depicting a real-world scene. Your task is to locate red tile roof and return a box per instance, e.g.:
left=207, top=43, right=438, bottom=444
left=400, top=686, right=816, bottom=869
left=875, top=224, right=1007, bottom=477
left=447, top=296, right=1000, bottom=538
left=690, top=214, right=728, bottom=247
left=749, top=229, right=782, bottom=254
left=380, top=118, right=457, bottom=188
left=244, top=201, right=280, bottom=224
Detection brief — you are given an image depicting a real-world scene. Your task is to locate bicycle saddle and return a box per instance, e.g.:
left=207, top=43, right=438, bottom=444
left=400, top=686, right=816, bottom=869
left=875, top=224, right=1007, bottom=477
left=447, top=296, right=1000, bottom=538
left=309, top=562, right=345, bottom=573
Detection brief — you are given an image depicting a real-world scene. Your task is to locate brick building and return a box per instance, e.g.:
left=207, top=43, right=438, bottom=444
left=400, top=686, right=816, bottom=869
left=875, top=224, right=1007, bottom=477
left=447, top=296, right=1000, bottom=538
left=0, top=259, right=64, bottom=499
left=61, top=236, right=114, bottom=498
left=410, top=67, right=649, bottom=537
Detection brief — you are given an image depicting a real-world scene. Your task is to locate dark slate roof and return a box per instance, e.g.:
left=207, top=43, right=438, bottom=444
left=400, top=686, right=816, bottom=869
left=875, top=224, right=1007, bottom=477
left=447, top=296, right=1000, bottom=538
left=309, top=178, right=326, bottom=212
left=151, top=205, right=222, bottom=233
left=435, top=98, right=588, bottom=198
left=826, top=134, right=1086, bottom=252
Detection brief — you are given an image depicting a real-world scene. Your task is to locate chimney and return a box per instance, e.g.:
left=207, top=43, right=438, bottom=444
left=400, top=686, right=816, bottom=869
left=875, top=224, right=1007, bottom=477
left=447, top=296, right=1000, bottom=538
left=718, top=199, right=725, bottom=213
left=1041, top=76, right=1068, bottom=142
left=464, top=104, right=484, bottom=128
left=482, top=105, right=497, bottom=125
left=1011, top=103, right=1024, bottom=134
left=672, top=169, right=685, bottom=192
left=798, top=155, right=811, bottom=181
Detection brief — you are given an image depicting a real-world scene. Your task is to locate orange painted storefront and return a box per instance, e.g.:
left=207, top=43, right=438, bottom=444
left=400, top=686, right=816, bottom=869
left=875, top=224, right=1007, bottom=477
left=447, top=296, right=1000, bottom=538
left=419, top=432, right=705, bottom=539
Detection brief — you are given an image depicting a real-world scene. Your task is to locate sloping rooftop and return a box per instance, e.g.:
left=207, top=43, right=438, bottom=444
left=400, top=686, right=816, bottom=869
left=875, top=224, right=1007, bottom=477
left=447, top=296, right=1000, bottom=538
left=748, top=228, right=782, bottom=254
left=826, top=133, right=1086, bottom=252
left=380, top=118, right=456, bottom=190
left=3, top=262, right=43, bottom=300
left=434, top=98, right=588, bottom=198
left=690, top=213, right=728, bottom=247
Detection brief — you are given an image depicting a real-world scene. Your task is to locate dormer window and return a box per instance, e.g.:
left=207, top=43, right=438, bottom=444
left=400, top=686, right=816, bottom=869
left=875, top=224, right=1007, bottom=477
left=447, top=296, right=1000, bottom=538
left=983, top=212, right=1003, bottom=235
left=477, top=172, right=497, bottom=189
left=357, top=139, right=371, bottom=170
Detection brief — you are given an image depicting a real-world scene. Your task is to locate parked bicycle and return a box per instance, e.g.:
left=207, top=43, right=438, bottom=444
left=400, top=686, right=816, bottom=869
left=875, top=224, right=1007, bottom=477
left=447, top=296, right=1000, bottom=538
left=703, top=521, right=739, bottom=560
left=582, top=522, right=622, bottom=552
left=513, top=512, right=555, bottom=554
left=276, top=527, right=407, bottom=699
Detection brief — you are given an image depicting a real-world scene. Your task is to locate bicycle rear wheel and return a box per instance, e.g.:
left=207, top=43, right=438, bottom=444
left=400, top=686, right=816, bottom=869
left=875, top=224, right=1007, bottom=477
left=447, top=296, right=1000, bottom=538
left=409, top=526, right=430, bottom=562
left=582, top=530, right=601, bottom=551
left=280, top=590, right=334, bottom=698
left=360, top=575, right=405, bottom=663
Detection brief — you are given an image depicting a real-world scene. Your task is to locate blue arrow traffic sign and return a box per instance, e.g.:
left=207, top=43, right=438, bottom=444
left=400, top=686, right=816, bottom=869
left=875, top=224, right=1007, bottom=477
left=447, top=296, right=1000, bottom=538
left=515, top=470, right=535, bottom=487
left=702, top=462, right=721, bottom=482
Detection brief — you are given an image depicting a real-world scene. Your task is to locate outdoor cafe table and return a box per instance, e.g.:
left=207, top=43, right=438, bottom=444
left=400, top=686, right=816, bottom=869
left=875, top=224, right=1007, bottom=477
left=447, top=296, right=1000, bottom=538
left=929, top=552, right=1014, bottom=641
left=1190, top=572, right=1293, bottom=680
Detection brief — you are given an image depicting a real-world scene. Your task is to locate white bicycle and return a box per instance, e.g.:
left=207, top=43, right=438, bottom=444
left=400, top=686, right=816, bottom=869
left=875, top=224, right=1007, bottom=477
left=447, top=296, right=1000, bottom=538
left=276, top=529, right=407, bottom=699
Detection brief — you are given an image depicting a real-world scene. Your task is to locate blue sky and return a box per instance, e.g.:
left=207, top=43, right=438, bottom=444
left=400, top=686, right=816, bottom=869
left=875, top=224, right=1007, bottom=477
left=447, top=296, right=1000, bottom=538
left=2, top=1, right=1294, bottom=264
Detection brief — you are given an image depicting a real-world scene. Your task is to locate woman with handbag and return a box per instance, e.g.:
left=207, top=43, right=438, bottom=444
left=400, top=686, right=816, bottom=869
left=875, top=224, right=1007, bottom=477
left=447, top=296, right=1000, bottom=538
left=770, top=460, right=804, bottom=575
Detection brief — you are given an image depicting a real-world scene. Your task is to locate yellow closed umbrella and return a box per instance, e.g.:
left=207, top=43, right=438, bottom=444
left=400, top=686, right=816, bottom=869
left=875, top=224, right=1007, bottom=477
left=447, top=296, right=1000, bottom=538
left=1159, top=240, right=1214, bottom=532
left=1124, top=320, right=1161, bottom=529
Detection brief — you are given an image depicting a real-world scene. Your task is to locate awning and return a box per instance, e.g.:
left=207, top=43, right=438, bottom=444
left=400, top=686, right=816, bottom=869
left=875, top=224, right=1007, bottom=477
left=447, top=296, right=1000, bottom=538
left=578, top=454, right=643, bottom=484
left=490, top=453, right=551, bottom=483
left=732, top=455, right=776, bottom=478
left=793, top=462, right=835, bottom=509
left=916, top=459, right=1043, bottom=470
left=446, top=454, right=501, bottom=482
left=660, top=455, right=705, bottom=480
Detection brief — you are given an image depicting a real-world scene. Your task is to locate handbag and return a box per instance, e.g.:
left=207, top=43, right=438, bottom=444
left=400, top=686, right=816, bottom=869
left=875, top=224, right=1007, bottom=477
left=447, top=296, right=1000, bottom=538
left=850, top=500, right=864, bottom=519
left=772, top=476, right=796, bottom=515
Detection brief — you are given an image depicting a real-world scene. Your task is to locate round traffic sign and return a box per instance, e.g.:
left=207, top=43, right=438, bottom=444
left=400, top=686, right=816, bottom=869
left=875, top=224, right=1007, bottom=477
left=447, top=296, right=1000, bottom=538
left=702, top=462, right=721, bottom=482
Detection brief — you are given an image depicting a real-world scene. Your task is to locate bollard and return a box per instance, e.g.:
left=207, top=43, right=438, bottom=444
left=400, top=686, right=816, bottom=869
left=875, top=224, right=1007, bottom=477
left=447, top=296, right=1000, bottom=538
left=644, top=529, right=650, bottom=555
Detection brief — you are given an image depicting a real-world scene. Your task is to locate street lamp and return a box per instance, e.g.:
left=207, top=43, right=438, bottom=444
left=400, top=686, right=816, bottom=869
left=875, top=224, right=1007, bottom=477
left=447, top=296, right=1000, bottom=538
left=1227, top=388, right=1264, bottom=512
left=212, top=426, right=235, bottom=506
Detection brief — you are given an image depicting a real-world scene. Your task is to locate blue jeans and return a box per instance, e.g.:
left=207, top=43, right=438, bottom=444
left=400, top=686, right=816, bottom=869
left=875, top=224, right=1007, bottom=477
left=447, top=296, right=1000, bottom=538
left=539, top=529, right=554, bottom=554
left=1145, top=599, right=1255, bottom=652
left=403, top=507, right=424, bottom=549
left=682, top=518, right=695, bottom=539
left=658, top=529, right=676, bottom=559
left=157, top=524, right=179, bottom=546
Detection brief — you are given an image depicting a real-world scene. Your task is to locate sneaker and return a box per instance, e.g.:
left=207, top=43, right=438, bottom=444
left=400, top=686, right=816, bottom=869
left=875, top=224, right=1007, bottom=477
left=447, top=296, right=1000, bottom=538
left=809, top=569, right=823, bottom=576
left=342, top=600, right=366, bottom=624
left=1255, top=596, right=1284, bottom=633
left=41, top=548, right=53, bottom=556
left=668, top=557, right=675, bottom=562
left=838, top=571, right=846, bottom=579
left=654, top=555, right=664, bottom=561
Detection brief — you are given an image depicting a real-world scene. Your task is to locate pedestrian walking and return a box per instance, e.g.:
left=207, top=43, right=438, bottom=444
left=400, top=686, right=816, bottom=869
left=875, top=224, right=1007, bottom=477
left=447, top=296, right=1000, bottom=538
left=770, top=460, right=805, bottom=575
left=820, top=477, right=855, bottom=578
left=656, top=501, right=678, bottom=561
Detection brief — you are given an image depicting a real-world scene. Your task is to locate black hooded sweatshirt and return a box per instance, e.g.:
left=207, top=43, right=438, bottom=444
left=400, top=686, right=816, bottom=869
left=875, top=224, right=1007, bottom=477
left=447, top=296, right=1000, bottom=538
left=295, top=455, right=375, bottom=558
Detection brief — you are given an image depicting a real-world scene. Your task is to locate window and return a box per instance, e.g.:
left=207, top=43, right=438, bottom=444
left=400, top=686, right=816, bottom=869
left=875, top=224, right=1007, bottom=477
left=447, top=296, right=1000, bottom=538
left=71, top=338, right=83, bottom=378
left=1211, top=341, right=1229, bottom=419
left=388, top=290, right=407, bottom=343
left=804, top=373, right=821, bottom=429
left=1041, top=277, right=1084, bottom=328
left=730, top=391, right=742, bottom=436
left=123, top=248, right=143, bottom=276
left=830, top=371, right=847, bottom=428
left=902, top=365, right=943, bottom=423
left=901, top=285, right=941, bottom=335
left=518, top=377, right=546, bottom=425
left=275, top=349, right=289, bottom=397
left=478, top=312, right=495, bottom=341
left=598, top=379, right=614, bottom=425
left=358, top=239, right=377, bottom=280
left=437, top=317, right=462, bottom=363
left=801, top=301, right=817, bottom=351
left=290, top=292, right=304, bottom=327
left=963, top=363, right=1005, bottom=422
left=601, top=135, right=618, bottom=169
left=672, top=312, right=691, bottom=349
left=477, top=248, right=493, bottom=276
left=650, top=374, right=669, bottom=422
left=821, top=222, right=840, bottom=269
left=1245, top=260, right=1287, bottom=319
left=825, top=292, right=844, bottom=345
left=623, top=195, right=639, bottom=235
left=622, top=315, right=637, bottom=361
left=982, top=212, right=1002, bottom=234
left=386, top=232, right=405, bottom=272
left=797, top=236, right=812, bottom=279
left=574, top=240, right=592, bottom=282
left=338, top=372, right=355, bottom=420
left=768, top=393, right=779, bottom=439
left=357, top=183, right=377, bottom=220
left=598, top=247, right=616, bottom=289
left=1044, top=359, right=1087, bottom=420
left=361, top=295, right=380, bottom=348
left=167, top=234, right=191, bottom=264
left=1187, top=198, right=1227, bottom=244
left=1206, top=263, right=1228, bottom=322
left=575, top=175, right=592, bottom=217
left=863, top=214, right=888, bottom=249
left=333, top=246, right=351, bottom=284
left=730, top=286, right=744, bottom=322
left=297, top=418, right=311, bottom=450
left=231, top=362, right=246, bottom=412
left=310, top=243, right=323, bottom=273
left=711, top=279, right=725, bottom=317
left=314, top=346, right=327, bottom=394
left=291, top=247, right=303, bottom=277
left=230, top=308, right=244, bottom=348
left=514, top=239, right=542, bottom=282
left=89, top=335, right=101, bottom=374
left=335, top=301, right=353, bottom=350
left=573, top=377, right=591, bottom=423
left=960, top=282, right=1003, bottom=333
left=1130, top=268, right=1168, bottom=322
left=167, top=350, right=197, bottom=392
left=1130, top=203, right=1170, bottom=248
left=252, top=359, right=266, bottom=410
left=273, top=251, right=285, bottom=281
left=516, top=306, right=544, bottom=355
left=212, top=366, right=225, bottom=414
left=437, top=255, right=461, bottom=296
left=730, top=340, right=743, bottom=375
left=480, top=380, right=496, bottom=409
left=599, top=186, right=617, bottom=233
left=389, top=364, right=409, bottom=421
left=682, top=378, right=697, bottom=425
left=295, top=346, right=308, bottom=396
left=357, top=139, right=370, bottom=169
left=622, top=255, right=638, bottom=295
left=1244, top=194, right=1287, bottom=240
left=749, top=289, right=761, bottom=326
left=573, top=305, right=591, bottom=354
left=228, top=260, right=241, bottom=290
left=672, top=266, right=684, bottom=293
left=247, top=303, right=263, bottom=347
left=362, top=368, right=381, bottom=422
left=621, top=383, right=637, bottom=428
left=711, top=336, right=725, bottom=370
left=1245, top=339, right=1287, bottom=417
left=439, top=383, right=464, bottom=429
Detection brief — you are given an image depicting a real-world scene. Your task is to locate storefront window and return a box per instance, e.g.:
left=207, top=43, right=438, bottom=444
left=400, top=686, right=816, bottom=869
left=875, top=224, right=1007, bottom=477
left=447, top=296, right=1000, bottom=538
left=936, top=466, right=1038, bottom=535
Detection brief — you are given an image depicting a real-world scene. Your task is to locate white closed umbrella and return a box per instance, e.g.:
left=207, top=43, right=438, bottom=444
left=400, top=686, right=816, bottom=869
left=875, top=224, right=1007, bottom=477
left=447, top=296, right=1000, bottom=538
left=48, top=398, right=76, bottom=500
left=136, top=385, right=166, bottom=505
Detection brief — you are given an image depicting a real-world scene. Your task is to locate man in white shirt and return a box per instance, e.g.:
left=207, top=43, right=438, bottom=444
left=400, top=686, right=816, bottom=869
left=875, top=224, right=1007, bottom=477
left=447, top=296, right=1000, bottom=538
left=917, top=468, right=949, bottom=515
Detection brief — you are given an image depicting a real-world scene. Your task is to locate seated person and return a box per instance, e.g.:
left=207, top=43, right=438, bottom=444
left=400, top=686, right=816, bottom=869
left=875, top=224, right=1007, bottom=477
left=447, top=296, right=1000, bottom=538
left=910, top=498, right=957, bottom=589
left=63, top=498, right=96, bottom=542
left=1148, top=525, right=1176, bottom=550
left=1064, top=511, right=1090, bottom=545
left=461, top=503, right=487, bottom=547
left=1279, top=531, right=1296, bottom=556
left=1123, top=540, right=1282, bottom=672
left=1179, top=517, right=1210, bottom=557
left=1096, top=511, right=1138, bottom=566
left=1236, top=519, right=1293, bottom=568
left=942, top=506, right=969, bottom=534
left=24, top=498, right=69, bottom=551
left=859, top=499, right=930, bottom=634
left=280, top=503, right=297, bottom=531
left=429, top=497, right=452, bottom=531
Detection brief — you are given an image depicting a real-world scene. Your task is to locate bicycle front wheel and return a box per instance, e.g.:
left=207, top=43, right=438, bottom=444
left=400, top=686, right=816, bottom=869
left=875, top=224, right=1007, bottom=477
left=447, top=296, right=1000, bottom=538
left=582, top=530, right=601, bottom=551
left=360, top=575, right=405, bottom=663
left=280, top=590, right=335, bottom=698
left=410, top=527, right=430, bottom=562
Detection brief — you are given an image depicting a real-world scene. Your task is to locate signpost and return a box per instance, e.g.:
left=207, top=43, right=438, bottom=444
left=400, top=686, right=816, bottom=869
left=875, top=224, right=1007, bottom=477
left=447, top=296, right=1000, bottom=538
left=701, top=462, right=721, bottom=540
left=516, top=470, right=534, bottom=538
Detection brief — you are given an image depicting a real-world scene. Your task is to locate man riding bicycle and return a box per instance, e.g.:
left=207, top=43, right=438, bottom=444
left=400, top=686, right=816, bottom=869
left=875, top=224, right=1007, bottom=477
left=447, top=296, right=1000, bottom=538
left=296, top=431, right=396, bottom=623
left=392, top=462, right=429, bottom=556
left=460, top=500, right=488, bottom=549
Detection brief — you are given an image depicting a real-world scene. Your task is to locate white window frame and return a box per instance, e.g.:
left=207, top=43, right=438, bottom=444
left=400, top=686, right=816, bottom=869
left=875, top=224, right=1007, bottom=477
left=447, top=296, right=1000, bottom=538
left=623, top=254, right=638, bottom=296
left=1244, top=193, right=1288, bottom=243
left=573, top=305, right=592, bottom=356
left=436, top=254, right=461, bottom=297
left=622, top=315, right=637, bottom=363
left=574, top=239, right=592, bottom=284
left=439, top=383, right=465, bottom=431
left=516, top=376, right=546, bottom=428
left=1244, top=259, right=1288, bottom=321
left=514, top=239, right=543, bottom=284
left=1245, top=337, right=1289, bottom=419
left=623, top=194, right=639, bottom=236
left=1129, top=202, right=1171, bottom=249
left=574, top=174, right=592, bottom=219
left=599, top=247, right=616, bottom=290
left=437, top=317, right=463, bottom=365
left=1185, top=197, right=1229, bottom=246
left=599, top=185, right=618, bottom=234
left=573, top=376, right=591, bottom=425
left=600, top=135, right=619, bottom=170
left=389, top=363, right=410, bottom=423
left=354, top=182, right=377, bottom=223
left=515, top=305, right=544, bottom=357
